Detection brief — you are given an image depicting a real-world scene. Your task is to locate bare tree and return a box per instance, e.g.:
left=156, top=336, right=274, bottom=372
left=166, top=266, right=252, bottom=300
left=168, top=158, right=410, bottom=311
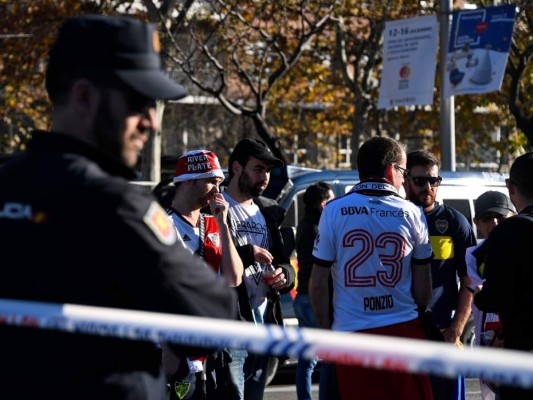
left=334, top=0, right=435, bottom=167
left=506, top=0, right=533, bottom=146
left=137, top=0, right=198, bottom=182
left=158, top=0, right=338, bottom=163
left=336, top=10, right=386, bottom=167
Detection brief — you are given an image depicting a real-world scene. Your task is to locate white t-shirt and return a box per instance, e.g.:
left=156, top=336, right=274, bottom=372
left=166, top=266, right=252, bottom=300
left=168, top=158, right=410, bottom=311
left=167, top=212, right=200, bottom=253
left=223, top=192, right=271, bottom=323
left=466, top=241, right=500, bottom=346
left=313, top=181, right=433, bottom=332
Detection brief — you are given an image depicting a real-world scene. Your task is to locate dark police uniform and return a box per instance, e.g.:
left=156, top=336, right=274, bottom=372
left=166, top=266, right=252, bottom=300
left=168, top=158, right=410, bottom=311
left=0, top=132, right=237, bottom=400
left=475, top=205, right=533, bottom=399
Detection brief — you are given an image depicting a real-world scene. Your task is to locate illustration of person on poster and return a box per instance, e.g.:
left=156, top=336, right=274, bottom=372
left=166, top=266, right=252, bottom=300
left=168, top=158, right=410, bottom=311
left=444, top=4, right=516, bottom=98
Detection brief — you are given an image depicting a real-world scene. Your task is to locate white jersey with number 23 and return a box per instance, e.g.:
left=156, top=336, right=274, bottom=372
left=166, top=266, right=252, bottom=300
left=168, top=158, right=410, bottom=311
left=313, top=181, right=433, bottom=332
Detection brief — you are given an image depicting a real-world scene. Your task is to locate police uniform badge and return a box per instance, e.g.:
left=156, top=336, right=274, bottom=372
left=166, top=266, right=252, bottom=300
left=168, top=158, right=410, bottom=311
left=143, top=201, right=177, bottom=246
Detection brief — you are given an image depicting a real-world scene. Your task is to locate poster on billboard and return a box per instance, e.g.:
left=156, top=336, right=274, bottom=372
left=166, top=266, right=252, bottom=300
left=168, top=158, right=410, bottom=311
left=443, top=4, right=516, bottom=98
left=378, top=15, right=438, bottom=110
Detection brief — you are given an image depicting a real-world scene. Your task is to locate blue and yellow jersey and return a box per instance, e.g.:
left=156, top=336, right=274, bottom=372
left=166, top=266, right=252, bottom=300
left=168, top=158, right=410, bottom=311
left=425, top=203, right=476, bottom=329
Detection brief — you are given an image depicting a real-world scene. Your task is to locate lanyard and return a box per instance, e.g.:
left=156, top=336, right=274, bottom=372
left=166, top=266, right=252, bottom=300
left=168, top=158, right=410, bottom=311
left=197, top=213, right=205, bottom=260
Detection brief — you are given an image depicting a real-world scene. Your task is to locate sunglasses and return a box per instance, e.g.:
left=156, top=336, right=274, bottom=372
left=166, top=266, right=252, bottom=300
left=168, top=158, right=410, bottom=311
left=393, top=164, right=408, bottom=176
left=505, top=178, right=515, bottom=188
left=406, top=175, right=442, bottom=187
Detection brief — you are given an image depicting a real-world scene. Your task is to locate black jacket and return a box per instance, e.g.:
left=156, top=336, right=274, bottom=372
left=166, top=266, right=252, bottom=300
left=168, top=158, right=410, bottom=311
left=231, top=196, right=295, bottom=325
left=295, top=208, right=321, bottom=295
left=474, top=205, right=533, bottom=351
left=0, top=132, right=237, bottom=400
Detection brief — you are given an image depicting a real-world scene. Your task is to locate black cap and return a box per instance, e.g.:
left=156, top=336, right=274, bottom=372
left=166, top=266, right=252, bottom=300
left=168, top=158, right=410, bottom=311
left=229, top=138, right=284, bottom=169
left=474, top=191, right=515, bottom=219
left=48, top=15, right=187, bottom=100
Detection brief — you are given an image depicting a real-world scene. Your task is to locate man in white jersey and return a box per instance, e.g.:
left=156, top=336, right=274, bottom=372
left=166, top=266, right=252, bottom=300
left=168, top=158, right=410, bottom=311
left=223, top=138, right=296, bottom=400
left=310, top=136, right=433, bottom=400
left=165, top=149, right=243, bottom=399
left=167, top=149, right=242, bottom=285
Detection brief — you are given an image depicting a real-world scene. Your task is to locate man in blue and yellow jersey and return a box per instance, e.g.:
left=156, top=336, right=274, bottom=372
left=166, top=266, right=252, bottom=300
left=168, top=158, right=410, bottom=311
left=405, top=150, right=476, bottom=400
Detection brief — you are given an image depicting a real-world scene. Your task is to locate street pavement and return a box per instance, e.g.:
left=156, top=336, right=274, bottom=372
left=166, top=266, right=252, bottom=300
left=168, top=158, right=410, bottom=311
left=264, top=376, right=483, bottom=400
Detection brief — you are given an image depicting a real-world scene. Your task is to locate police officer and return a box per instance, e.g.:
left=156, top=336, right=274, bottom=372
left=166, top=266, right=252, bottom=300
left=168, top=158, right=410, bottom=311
left=0, top=15, right=236, bottom=400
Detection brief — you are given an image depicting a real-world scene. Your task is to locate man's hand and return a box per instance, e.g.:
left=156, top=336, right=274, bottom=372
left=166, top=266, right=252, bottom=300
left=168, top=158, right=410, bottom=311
left=264, top=267, right=288, bottom=290
left=444, top=279, right=473, bottom=345
left=253, top=245, right=273, bottom=264
left=309, top=264, right=332, bottom=329
left=209, top=193, right=228, bottom=223
left=442, top=326, right=462, bottom=345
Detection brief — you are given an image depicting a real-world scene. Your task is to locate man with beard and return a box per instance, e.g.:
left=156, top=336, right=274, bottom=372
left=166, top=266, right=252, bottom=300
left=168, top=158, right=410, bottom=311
left=165, top=149, right=243, bottom=399
left=223, top=138, right=296, bottom=400
left=167, top=149, right=243, bottom=286
left=404, top=149, right=476, bottom=400
left=0, top=15, right=237, bottom=399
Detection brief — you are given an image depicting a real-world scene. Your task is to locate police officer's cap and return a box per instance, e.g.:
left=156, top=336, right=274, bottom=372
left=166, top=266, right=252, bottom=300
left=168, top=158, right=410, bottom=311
left=48, top=15, right=187, bottom=100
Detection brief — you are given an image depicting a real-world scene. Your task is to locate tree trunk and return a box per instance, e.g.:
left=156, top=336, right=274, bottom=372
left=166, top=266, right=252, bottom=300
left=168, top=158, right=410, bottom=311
left=251, top=114, right=290, bottom=165
left=350, top=97, right=366, bottom=169
left=140, top=101, right=164, bottom=185
left=507, top=49, right=533, bottom=144
left=139, top=0, right=182, bottom=185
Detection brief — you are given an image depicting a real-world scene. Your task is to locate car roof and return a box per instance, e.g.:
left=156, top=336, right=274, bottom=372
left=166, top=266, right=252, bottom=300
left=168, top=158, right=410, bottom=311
left=281, top=168, right=507, bottom=191
left=274, top=167, right=508, bottom=207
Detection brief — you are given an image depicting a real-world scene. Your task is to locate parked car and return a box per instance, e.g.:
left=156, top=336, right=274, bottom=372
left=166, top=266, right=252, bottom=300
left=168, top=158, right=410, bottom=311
left=275, top=167, right=509, bottom=241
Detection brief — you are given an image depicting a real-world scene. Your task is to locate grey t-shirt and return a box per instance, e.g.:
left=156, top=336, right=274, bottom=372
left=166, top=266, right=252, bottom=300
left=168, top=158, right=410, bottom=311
left=223, top=192, right=271, bottom=323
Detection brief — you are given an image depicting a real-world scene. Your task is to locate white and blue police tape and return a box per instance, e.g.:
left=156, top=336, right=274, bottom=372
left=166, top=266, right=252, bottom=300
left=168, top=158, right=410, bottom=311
left=1, top=298, right=533, bottom=388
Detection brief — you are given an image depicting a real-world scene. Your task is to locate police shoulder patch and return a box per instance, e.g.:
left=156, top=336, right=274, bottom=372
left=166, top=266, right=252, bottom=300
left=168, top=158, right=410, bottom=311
left=143, top=201, right=177, bottom=246
left=174, top=380, right=191, bottom=399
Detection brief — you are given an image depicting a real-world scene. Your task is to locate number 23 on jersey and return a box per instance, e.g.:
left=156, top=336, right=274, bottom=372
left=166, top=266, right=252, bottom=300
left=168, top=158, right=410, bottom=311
left=343, top=228, right=406, bottom=288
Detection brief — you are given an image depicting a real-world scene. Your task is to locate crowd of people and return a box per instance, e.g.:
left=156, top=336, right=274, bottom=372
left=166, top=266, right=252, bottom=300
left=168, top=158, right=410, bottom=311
left=0, top=13, right=531, bottom=400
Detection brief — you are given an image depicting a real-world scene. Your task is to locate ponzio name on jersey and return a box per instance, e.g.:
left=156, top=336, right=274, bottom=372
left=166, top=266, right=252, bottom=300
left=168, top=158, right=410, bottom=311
left=340, top=207, right=409, bottom=218
left=363, top=295, right=394, bottom=311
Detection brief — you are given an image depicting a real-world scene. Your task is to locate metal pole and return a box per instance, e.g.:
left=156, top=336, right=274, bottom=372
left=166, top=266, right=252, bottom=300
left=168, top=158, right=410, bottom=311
left=439, top=0, right=455, bottom=171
